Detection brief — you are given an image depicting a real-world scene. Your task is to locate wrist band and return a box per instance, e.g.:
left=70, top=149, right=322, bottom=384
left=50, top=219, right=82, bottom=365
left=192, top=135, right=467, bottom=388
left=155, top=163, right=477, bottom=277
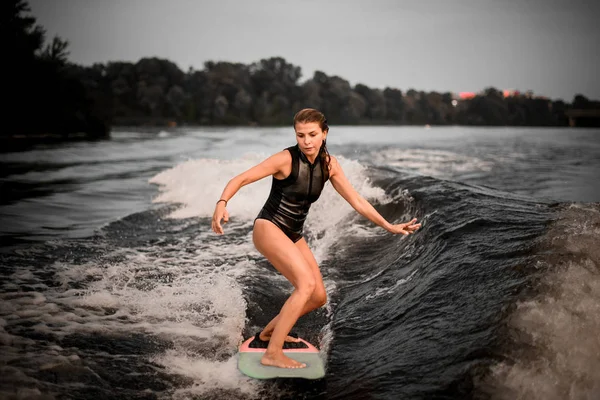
left=216, top=199, right=227, bottom=206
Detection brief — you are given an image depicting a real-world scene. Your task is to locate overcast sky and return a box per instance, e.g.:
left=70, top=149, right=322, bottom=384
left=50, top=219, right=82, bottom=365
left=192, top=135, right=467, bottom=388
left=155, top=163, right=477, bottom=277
left=29, top=0, right=600, bottom=101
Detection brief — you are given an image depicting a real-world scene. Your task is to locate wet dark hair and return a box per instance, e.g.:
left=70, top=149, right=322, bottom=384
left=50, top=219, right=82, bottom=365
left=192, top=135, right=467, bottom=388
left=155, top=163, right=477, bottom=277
left=293, top=108, right=331, bottom=181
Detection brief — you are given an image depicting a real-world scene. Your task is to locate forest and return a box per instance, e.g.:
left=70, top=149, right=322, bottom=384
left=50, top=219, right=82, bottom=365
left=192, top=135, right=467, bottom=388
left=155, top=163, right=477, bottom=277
left=4, top=0, right=599, bottom=141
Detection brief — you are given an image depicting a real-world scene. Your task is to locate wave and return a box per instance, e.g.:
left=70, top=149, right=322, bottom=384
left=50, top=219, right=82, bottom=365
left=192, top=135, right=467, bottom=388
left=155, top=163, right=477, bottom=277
left=479, top=203, right=600, bottom=400
left=2, top=153, right=598, bottom=399
left=321, top=170, right=552, bottom=399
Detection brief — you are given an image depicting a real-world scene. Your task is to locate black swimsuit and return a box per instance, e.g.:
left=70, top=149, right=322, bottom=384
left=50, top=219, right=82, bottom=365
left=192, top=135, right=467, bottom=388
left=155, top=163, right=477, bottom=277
left=255, top=144, right=328, bottom=242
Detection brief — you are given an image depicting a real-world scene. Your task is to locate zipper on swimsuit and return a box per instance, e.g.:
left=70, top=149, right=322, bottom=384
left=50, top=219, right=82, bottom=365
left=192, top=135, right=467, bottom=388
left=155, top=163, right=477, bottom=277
left=304, top=162, right=316, bottom=209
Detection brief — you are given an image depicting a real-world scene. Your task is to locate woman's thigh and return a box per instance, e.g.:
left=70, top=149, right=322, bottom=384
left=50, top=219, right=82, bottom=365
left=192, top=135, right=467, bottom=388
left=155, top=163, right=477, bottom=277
left=253, top=219, right=314, bottom=289
left=294, top=238, right=326, bottom=299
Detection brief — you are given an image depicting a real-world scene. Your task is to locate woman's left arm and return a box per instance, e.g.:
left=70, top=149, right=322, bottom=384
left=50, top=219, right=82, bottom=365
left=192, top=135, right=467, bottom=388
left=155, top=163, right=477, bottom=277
left=329, top=156, right=421, bottom=235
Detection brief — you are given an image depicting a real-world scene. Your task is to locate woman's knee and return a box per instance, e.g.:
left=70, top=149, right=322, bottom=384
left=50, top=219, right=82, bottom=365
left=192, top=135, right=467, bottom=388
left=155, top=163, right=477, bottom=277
left=311, top=288, right=327, bottom=308
left=296, top=274, right=316, bottom=296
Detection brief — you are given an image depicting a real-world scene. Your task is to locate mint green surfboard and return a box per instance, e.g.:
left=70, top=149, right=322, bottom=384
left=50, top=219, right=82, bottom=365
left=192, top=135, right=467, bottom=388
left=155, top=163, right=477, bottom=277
left=238, top=335, right=326, bottom=380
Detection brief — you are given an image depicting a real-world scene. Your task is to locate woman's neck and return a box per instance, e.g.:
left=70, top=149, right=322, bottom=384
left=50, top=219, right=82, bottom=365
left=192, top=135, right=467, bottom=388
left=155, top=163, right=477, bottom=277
left=298, top=144, right=320, bottom=165
left=305, top=153, right=317, bottom=164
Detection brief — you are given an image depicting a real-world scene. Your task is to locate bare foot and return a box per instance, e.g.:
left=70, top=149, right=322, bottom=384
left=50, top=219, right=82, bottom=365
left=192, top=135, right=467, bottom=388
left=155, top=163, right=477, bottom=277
left=261, top=352, right=306, bottom=369
left=259, top=332, right=300, bottom=343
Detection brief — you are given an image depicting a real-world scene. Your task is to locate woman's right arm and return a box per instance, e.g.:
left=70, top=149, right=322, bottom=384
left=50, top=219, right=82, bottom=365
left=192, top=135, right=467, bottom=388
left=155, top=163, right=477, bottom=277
left=211, top=150, right=289, bottom=234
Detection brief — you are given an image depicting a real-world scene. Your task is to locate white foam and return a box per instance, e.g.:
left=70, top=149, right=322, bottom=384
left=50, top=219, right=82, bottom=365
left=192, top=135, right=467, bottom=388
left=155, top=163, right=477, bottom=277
left=1, top=236, right=254, bottom=396
left=154, top=350, right=260, bottom=399
left=149, top=154, right=271, bottom=221
left=54, top=255, right=249, bottom=344
left=305, top=157, right=390, bottom=262
left=483, top=203, right=600, bottom=399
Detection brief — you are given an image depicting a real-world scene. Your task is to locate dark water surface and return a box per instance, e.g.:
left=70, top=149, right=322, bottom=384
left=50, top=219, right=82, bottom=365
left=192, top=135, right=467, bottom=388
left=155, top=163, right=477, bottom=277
left=1, top=127, right=599, bottom=399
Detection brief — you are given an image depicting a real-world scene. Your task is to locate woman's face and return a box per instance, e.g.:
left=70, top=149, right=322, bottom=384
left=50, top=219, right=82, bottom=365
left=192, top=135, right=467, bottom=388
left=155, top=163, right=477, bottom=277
left=294, top=122, right=327, bottom=158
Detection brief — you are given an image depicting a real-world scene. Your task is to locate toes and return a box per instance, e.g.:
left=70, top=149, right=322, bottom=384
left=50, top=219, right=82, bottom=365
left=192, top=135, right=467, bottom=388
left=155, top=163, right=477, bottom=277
left=291, top=362, right=306, bottom=369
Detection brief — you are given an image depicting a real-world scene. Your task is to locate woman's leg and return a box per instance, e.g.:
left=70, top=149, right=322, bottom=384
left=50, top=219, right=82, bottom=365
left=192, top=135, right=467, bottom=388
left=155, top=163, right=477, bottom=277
left=253, top=220, right=315, bottom=369
left=259, top=237, right=327, bottom=341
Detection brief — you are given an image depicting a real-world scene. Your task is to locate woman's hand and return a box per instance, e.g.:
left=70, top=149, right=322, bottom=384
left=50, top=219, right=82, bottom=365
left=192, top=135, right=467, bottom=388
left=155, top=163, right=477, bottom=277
left=388, top=218, right=421, bottom=235
left=212, top=203, right=230, bottom=234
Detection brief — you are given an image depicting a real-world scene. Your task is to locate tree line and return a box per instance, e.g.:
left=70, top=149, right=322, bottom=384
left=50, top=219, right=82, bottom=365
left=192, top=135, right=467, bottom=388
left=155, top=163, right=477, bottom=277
left=69, top=57, right=600, bottom=128
left=4, top=0, right=599, bottom=141
left=3, top=0, right=111, bottom=140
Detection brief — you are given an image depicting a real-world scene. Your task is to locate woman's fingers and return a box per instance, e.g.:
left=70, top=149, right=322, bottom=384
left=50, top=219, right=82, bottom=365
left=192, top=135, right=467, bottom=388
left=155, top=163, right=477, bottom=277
left=211, top=209, right=229, bottom=235
left=212, top=214, right=224, bottom=234
left=408, top=223, right=421, bottom=231
left=394, top=224, right=409, bottom=235
left=392, top=219, right=421, bottom=235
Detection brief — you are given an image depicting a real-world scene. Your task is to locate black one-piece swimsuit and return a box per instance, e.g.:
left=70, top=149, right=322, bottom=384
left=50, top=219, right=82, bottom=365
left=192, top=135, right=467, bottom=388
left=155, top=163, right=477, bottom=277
left=254, top=144, right=328, bottom=242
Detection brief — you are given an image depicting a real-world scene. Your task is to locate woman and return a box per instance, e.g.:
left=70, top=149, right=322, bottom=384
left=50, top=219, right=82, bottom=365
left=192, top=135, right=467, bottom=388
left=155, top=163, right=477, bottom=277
left=212, top=108, right=421, bottom=369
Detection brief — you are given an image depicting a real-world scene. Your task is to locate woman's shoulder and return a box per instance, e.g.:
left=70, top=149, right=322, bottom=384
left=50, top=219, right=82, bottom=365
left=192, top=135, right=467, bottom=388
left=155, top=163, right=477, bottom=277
left=328, top=154, right=340, bottom=166
left=327, top=154, right=342, bottom=173
left=268, top=148, right=293, bottom=164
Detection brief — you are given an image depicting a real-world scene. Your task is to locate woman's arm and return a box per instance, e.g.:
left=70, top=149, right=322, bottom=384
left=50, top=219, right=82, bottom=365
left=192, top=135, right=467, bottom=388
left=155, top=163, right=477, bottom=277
left=329, top=156, right=421, bottom=235
left=211, top=150, right=290, bottom=234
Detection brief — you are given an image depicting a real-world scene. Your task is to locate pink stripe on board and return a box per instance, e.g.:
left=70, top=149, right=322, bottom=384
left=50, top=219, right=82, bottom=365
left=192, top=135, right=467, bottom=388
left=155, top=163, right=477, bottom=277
left=239, top=336, right=320, bottom=353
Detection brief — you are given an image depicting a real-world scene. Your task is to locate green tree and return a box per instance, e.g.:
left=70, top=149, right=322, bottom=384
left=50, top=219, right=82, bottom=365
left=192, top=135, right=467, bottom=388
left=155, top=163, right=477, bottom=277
left=4, top=0, right=109, bottom=139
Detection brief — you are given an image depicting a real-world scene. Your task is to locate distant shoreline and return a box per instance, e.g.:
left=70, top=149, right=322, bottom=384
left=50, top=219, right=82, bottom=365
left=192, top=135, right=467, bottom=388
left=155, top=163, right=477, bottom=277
left=2, top=123, right=596, bottom=143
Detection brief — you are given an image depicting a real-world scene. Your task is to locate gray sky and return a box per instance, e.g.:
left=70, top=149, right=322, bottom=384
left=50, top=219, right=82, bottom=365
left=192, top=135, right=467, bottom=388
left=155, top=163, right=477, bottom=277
left=29, top=0, right=600, bottom=101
